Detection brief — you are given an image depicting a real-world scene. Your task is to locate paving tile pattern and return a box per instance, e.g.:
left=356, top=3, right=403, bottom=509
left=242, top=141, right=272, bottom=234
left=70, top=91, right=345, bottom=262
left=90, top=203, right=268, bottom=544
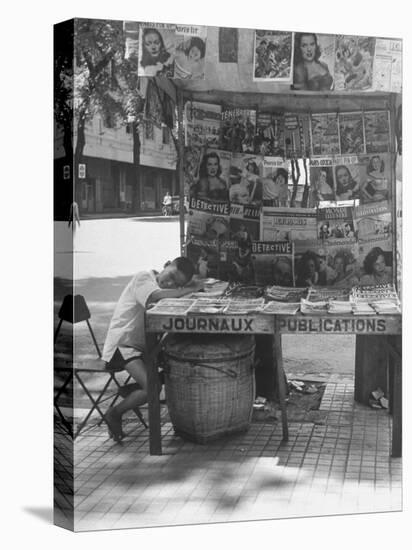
left=54, top=380, right=402, bottom=532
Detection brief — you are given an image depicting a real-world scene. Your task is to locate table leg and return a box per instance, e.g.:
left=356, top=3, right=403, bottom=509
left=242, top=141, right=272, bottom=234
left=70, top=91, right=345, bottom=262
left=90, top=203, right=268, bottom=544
left=387, top=336, right=402, bottom=458
left=273, top=330, right=289, bottom=442
left=146, top=333, right=162, bottom=455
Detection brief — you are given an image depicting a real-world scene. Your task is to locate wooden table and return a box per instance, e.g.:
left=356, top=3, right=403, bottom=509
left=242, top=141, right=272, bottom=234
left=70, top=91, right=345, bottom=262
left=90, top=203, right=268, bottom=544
left=145, top=312, right=402, bottom=456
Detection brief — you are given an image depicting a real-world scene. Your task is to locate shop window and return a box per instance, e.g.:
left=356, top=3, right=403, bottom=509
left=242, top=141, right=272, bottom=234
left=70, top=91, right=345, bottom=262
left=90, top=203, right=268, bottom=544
left=162, top=125, right=170, bottom=145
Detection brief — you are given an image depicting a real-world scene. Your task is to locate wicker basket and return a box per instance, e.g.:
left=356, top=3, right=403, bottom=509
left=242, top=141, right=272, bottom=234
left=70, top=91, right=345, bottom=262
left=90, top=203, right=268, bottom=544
left=163, top=334, right=255, bottom=444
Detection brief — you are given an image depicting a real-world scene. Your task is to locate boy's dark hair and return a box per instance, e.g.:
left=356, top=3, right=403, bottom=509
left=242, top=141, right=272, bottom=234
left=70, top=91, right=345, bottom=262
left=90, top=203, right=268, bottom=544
left=172, top=256, right=195, bottom=282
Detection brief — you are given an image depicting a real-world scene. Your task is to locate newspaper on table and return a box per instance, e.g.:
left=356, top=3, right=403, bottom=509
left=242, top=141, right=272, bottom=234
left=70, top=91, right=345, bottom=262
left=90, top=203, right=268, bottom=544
left=185, top=101, right=221, bottom=148
left=300, top=298, right=328, bottom=315
left=229, top=153, right=263, bottom=207
left=251, top=241, right=294, bottom=287
left=364, top=111, right=390, bottom=154
left=254, top=113, right=285, bottom=157
left=373, top=38, right=402, bottom=93
left=310, top=113, right=340, bottom=156
left=265, top=286, right=308, bottom=302
left=261, top=207, right=318, bottom=242
left=174, top=25, right=207, bottom=80
left=334, top=35, right=375, bottom=91
left=350, top=284, right=400, bottom=313
left=223, top=298, right=265, bottom=314
left=262, top=301, right=300, bottom=315
left=284, top=113, right=311, bottom=158
left=187, top=298, right=230, bottom=315
left=148, top=298, right=196, bottom=315
left=253, top=30, right=294, bottom=82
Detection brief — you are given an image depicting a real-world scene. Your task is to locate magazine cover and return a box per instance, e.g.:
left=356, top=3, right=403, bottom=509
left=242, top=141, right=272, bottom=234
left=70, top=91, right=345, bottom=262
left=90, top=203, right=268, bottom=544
left=334, top=35, right=376, bottom=91
left=229, top=153, right=263, bottom=207
left=251, top=241, right=294, bottom=286
left=259, top=157, right=290, bottom=206
left=310, top=113, right=340, bottom=156
left=338, top=112, right=365, bottom=155
left=261, top=207, right=318, bottom=241
left=292, top=33, right=335, bottom=91
left=138, top=23, right=176, bottom=77
left=185, top=100, right=221, bottom=148
left=220, top=108, right=256, bottom=153
left=284, top=113, right=311, bottom=158
left=363, top=110, right=391, bottom=153
left=253, top=29, right=294, bottom=81
left=254, top=112, right=285, bottom=157
left=174, top=25, right=207, bottom=80
left=373, top=38, right=402, bottom=93
left=189, top=148, right=231, bottom=202
left=53, top=17, right=402, bottom=534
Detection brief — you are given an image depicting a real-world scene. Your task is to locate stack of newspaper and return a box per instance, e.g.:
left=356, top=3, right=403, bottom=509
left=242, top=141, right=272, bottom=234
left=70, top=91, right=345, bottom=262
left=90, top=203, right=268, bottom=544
left=300, top=297, right=328, bottom=315
left=223, top=298, right=266, bottom=314
left=148, top=298, right=196, bottom=315
left=351, top=284, right=401, bottom=315
left=262, top=301, right=301, bottom=315
left=328, top=300, right=353, bottom=314
left=351, top=302, right=376, bottom=315
left=189, top=279, right=229, bottom=298
left=187, top=298, right=230, bottom=314
left=266, top=286, right=308, bottom=302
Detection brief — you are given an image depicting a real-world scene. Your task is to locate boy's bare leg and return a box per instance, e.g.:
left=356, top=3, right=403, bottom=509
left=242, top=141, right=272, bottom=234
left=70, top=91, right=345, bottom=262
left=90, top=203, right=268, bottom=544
left=105, top=358, right=147, bottom=440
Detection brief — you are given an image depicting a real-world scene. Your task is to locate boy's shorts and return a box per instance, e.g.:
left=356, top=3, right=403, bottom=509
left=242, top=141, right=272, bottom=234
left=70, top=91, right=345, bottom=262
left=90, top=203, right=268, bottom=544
left=118, top=346, right=144, bottom=364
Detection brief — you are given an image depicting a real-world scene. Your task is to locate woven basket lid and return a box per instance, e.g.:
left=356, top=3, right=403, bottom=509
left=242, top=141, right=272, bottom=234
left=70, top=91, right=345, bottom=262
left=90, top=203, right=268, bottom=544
left=164, top=334, right=254, bottom=361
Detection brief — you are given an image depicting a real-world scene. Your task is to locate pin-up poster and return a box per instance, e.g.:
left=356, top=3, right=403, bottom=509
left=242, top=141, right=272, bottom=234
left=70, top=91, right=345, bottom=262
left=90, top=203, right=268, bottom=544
left=229, top=154, right=262, bottom=207
left=334, top=35, right=375, bottom=91
left=333, top=157, right=362, bottom=201
left=292, top=33, right=335, bottom=91
left=317, top=206, right=356, bottom=244
left=253, top=30, right=294, bottom=82
left=358, top=153, right=392, bottom=204
left=174, top=25, right=207, bottom=80
left=189, top=149, right=231, bottom=203
left=259, top=157, right=290, bottom=207
left=309, top=160, right=336, bottom=203
left=138, top=23, right=176, bottom=77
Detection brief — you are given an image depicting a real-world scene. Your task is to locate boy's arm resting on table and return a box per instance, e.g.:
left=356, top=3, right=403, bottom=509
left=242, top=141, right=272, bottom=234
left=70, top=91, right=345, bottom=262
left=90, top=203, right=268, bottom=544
left=148, top=280, right=204, bottom=304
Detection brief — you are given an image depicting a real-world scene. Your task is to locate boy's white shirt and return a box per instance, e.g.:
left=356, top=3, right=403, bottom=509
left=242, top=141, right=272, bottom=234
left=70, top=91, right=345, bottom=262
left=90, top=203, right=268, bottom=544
left=102, top=271, right=159, bottom=362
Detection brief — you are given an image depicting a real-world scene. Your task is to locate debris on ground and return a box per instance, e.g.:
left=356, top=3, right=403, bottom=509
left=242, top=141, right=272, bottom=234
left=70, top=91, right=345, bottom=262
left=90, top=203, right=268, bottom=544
left=368, top=387, right=389, bottom=409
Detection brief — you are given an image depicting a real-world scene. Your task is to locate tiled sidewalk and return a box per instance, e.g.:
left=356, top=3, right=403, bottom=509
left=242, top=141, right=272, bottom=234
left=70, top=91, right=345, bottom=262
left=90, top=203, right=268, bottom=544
left=54, top=379, right=402, bottom=532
